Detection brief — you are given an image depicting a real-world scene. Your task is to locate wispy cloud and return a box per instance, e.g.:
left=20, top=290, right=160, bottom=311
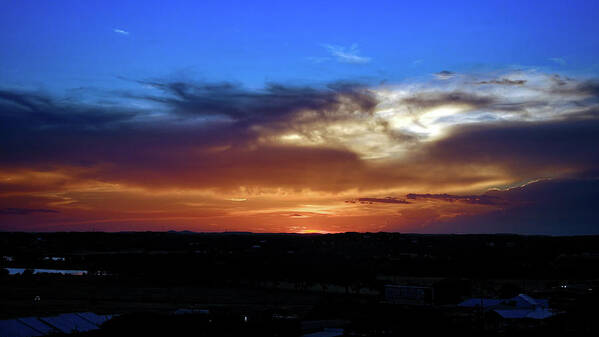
left=113, top=28, right=130, bottom=36
left=323, top=44, right=371, bottom=64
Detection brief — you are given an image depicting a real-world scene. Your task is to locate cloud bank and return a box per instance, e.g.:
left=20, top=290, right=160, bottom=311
left=1, top=70, right=598, bottom=233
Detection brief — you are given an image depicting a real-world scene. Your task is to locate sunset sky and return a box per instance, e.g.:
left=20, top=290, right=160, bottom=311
left=1, top=0, right=598, bottom=234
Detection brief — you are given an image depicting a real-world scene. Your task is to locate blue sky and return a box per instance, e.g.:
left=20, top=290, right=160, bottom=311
left=2, top=0, right=599, bottom=93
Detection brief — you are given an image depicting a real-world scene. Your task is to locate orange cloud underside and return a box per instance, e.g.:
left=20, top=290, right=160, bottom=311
left=0, top=165, right=504, bottom=232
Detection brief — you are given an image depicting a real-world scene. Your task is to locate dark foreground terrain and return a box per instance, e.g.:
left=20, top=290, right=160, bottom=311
left=1, top=232, right=599, bottom=336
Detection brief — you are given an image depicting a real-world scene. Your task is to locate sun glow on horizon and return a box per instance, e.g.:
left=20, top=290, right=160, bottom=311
left=294, top=228, right=336, bottom=234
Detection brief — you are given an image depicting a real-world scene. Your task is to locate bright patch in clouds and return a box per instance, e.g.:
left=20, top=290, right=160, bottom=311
left=271, top=71, right=593, bottom=161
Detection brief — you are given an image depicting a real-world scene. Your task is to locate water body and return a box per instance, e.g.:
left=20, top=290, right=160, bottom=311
left=5, top=268, right=87, bottom=275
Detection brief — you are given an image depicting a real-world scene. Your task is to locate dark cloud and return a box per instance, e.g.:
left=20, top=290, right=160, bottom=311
left=477, top=78, right=526, bottom=86
left=423, top=117, right=599, bottom=178
left=420, top=178, right=599, bottom=235
left=0, top=83, right=388, bottom=192
left=406, top=193, right=503, bottom=205
left=0, top=81, right=372, bottom=144
left=347, top=197, right=411, bottom=204
left=551, top=80, right=599, bottom=97
left=547, top=74, right=571, bottom=87
left=434, top=70, right=455, bottom=80
left=0, top=208, right=59, bottom=215
left=0, top=89, right=138, bottom=126
left=133, top=80, right=377, bottom=125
